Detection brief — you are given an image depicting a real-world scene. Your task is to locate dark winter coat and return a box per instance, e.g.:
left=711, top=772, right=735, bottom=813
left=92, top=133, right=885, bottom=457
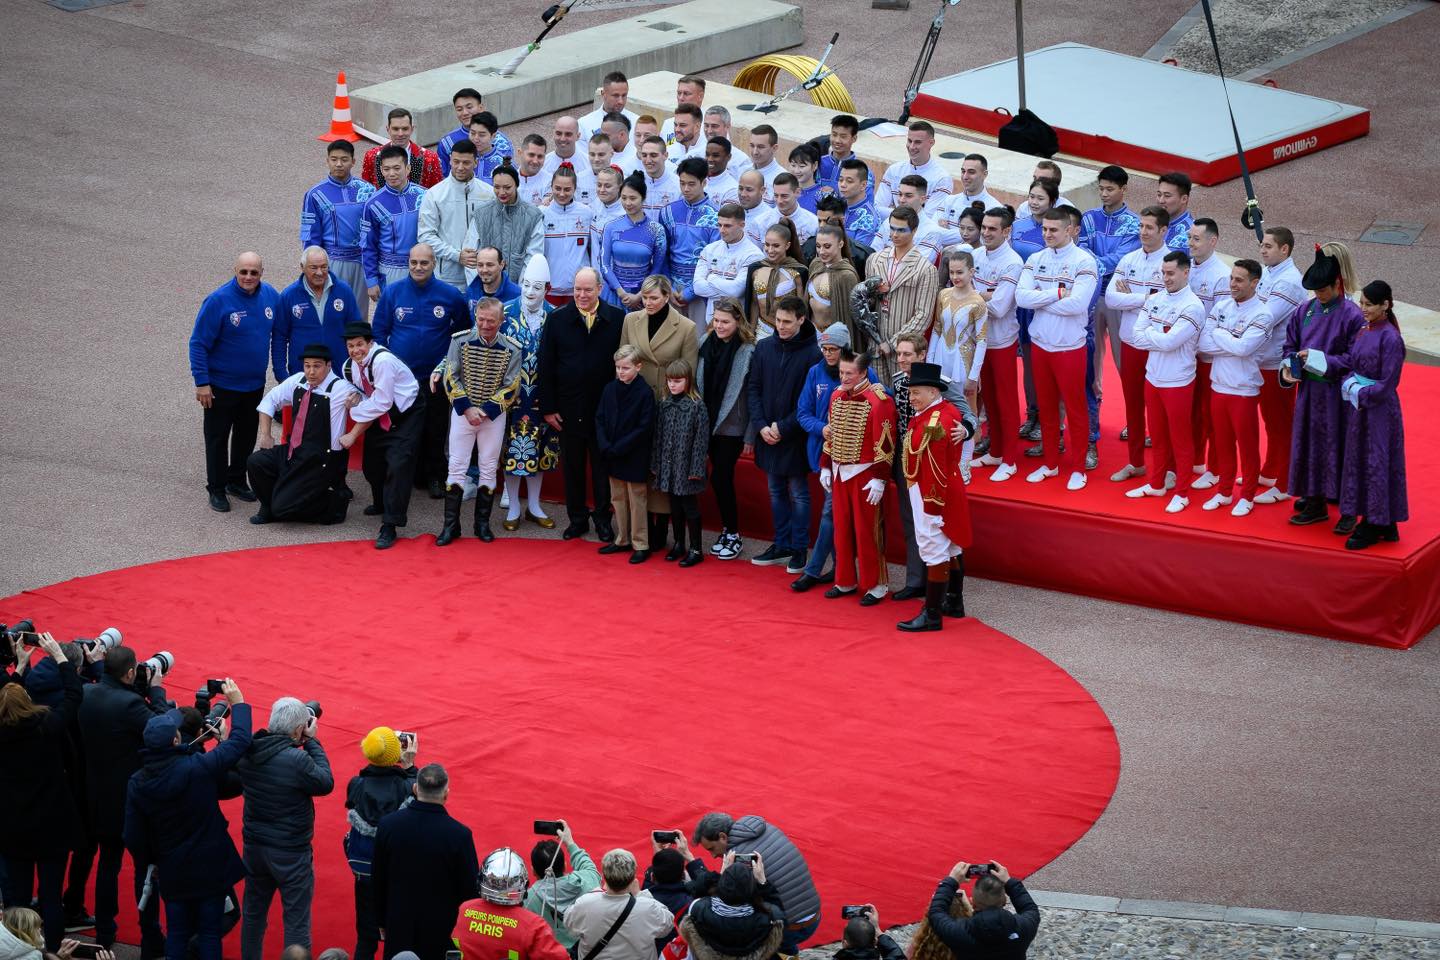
left=122, top=703, right=254, bottom=900
left=724, top=816, right=819, bottom=925
left=0, top=659, right=82, bottom=859
left=927, top=876, right=1040, bottom=959
left=236, top=730, right=334, bottom=850
left=596, top=376, right=657, bottom=483
left=651, top=395, right=711, bottom=496
left=78, top=673, right=170, bottom=839
left=833, top=934, right=906, bottom=960
left=537, top=300, right=626, bottom=432
left=681, top=884, right=785, bottom=960
left=372, top=800, right=480, bottom=960
left=344, top=764, right=418, bottom=876
left=745, top=321, right=822, bottom=477
left=644, top=857, right=709, bottom=952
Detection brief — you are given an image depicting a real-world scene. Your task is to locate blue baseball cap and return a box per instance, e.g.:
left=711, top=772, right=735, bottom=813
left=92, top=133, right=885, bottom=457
left=143, top=708, right=187, bottom=749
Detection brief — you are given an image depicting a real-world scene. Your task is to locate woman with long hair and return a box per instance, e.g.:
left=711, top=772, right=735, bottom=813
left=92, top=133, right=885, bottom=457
left=744, top=220, right=809, bottom=339
left=696, top=297, right=757, bottom=560
left=806, top=224, right=859, bottom=338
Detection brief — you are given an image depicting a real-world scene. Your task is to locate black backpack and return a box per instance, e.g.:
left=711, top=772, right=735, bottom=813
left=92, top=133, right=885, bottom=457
left=998, top=108, right=1059, bottom=159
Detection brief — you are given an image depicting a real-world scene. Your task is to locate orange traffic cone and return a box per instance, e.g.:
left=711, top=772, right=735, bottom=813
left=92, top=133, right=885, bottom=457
left=318, top=71, right=360, bottom=142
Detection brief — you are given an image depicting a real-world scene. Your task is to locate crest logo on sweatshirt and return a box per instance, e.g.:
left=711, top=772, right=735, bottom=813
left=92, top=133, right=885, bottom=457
left=293, top=305, right=306, bottom=319
left=433, top=306, right=446, bottom=318
left=333, top=299, right=345, bottom=312
left=264, top=307, right=274, bottom=320
left=229, top=312, right=242, bottom=326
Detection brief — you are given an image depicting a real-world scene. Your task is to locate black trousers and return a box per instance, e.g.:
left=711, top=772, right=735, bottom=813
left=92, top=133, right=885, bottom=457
left=560, top=420, right=610, bottom=524
left=202, top=386, right=261, bottom=494
left=247, top=448, right=349, bottom=523
left=361, top=393, right=425, bottom=527
left=2, top=853, right=65, bottom=950
left=353, top=876, right=379, bottom=960
left=709, top=434, right=744, bottom=531
left=63, top=825, right=97, bottom=914
left=95, top=837, right=163, bottom=953
left=415, top=378, right=450, bottom=486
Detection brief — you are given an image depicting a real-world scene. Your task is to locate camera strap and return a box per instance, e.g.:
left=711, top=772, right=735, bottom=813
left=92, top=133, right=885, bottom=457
left=581, top=895, right=636, bottom=960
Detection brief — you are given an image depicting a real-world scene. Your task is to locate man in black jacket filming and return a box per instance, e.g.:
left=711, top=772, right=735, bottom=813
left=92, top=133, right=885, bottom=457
left=926, top=860, right=1040, bottom=959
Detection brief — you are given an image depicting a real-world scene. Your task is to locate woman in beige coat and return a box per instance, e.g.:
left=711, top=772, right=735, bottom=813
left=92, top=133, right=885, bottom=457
left=620, top=274, right=700, bottom=550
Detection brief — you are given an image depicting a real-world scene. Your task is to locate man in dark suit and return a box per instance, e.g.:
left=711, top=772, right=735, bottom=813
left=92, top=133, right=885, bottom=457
left=371, top=763, right=479, bottom=960
left=78, top=646, right=171, bottom=956
left=536, top=266, right=625, bottom=541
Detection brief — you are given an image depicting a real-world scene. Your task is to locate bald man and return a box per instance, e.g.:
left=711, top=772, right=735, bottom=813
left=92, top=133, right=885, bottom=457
left=737, top=170, right=779, bottom=248
left=273, top=246, right=362, bottom=381
left=373, top=244, right=472, bottom=496
left=189, top=252, right=282, bottom=512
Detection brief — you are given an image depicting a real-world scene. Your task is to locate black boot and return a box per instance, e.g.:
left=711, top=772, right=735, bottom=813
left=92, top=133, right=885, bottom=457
left=680, top=517, right=705, bottom=567
left=942, top=556, right=966, bottom=618
left=665, top=512, right=686, bottom=561
left=436, top=485, right=464, bottom=546
left=474, top=485, right=496, bottom=542
left=1345, top=520, right=1382, bottom=551
left=898, top=580, right=946, bottom=632
left=1289, top=497, right=1328, bottom=526
left=649, top=512, right=668, bottom=553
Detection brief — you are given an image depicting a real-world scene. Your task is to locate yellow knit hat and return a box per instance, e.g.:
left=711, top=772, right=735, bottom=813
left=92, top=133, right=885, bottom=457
left=362, top=726, right=402, bottom=766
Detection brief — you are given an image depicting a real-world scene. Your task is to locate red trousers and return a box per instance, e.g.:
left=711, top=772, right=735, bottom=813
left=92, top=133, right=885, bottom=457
left=833, top=472, right=887, bottom=593
left=1210, top=391, right=1260, bottom=502
left=1257, top=368, right=1294, bottom=487
left=1031, top=345, right=1088, bottom=473
left=1145, top=381, right=1195, bottom=496
left=545, top=292, right=575, bottom=308
left=980, top=343, right=1020, bottom=464
left=1120, top=342, right=1149, bottom=467
left=1191, top=359, right=1213, bottom=469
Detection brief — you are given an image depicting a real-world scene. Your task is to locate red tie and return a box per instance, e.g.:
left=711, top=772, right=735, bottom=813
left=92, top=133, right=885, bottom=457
left=288, top=389, right=312, bottom=459
left=356, top=360, right=392, bottom=430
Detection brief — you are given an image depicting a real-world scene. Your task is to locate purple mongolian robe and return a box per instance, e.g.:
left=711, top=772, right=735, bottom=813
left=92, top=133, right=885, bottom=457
left=1283, top=295, right=1365, bottom=499
left=1335, top=323, right=1408, bottom=525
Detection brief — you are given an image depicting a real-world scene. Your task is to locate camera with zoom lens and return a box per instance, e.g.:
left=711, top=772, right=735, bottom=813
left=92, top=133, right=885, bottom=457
left=0, top=620, right=37, bottom=666
left=136, top=651, right=175, bottom=687
left=194, top=679, right=226, bottom=711
left=77, top=627, right=124, bottom=654
left=304, top=700, right=322, bottom=719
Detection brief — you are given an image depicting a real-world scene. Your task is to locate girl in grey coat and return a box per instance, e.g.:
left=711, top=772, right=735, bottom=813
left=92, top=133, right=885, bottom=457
left=697, top=297, right=758, bottom=560
left=652, top=358, right=711, bottom=567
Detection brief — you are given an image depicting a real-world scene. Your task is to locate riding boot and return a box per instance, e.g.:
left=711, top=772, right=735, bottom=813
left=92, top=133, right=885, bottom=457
left=435, top=484, right=464, bottom=546
left=942, top=554, right=966, bottom=618
left=665, top=511, right=687, bottom=561
left=649, top=512, right=668, bottom=552
left=679, top=516, right=705, bottom=566
left=898, top=566, right=947, bottom=633
left=474, top=485, right=496, bottom=542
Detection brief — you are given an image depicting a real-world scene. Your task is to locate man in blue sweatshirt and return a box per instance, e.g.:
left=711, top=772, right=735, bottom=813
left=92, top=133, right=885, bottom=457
left=189, top=252, right=280, bottom=512
left=373, top=243, right=471, bottom=497
left=273, top=247, right=361, bottom=381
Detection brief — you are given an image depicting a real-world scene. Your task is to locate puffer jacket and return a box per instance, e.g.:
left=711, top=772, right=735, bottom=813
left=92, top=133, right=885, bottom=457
left=926, top=875, right=1040, bottom=959
left=680, top=894, right=784, bottom=960
left=237, top=730, right=334, bottom=850
left=724, top=816, right=819, bottom=925
left=344, top=764, right=418, bottom=876
left=0, top=923, right=42, bottom=960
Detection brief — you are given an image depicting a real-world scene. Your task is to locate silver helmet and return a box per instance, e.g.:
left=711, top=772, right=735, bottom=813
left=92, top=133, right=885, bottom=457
left=480, top=847, right=529, bottom=905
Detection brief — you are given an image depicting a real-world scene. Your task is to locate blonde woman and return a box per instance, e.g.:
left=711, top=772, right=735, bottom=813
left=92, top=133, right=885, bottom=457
left=931, top=251, right=988, bottom=480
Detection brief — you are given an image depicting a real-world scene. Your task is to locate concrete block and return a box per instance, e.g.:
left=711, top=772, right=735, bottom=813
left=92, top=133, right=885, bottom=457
left=625, top=71, right=1101, bottom=210
left=1297, top=912, right=1377, bottom=934
left=352, top=0, right=803, bottom=145
left=1373, top=918, right=1440, bottom=939
left=1115, top=899, right=1227, bottom=921
left=1222, top=907, right=1303, bottom=927
left=1027, top=890, right=1120, bottom=912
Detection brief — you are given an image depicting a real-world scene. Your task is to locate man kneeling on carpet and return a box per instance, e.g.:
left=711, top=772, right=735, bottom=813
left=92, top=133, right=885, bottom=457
left=898, top=363, right=974, bottom=632
left=926, top=860, right=1039, bottom=959
left=690, top=813, right=820, bottom=953
left=434, top=297, right=523, bottom=545
left=248, top=343, right=361, bottom=526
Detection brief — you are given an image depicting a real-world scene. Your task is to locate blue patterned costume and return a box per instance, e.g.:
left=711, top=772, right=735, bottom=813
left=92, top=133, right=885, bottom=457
left=599, top=214, right=667, bottom=307
left=500, top=301, right=560, bottom=476
left=660, top=197, right=720, bottom=300
left=301, top=175, right=374, bottom=260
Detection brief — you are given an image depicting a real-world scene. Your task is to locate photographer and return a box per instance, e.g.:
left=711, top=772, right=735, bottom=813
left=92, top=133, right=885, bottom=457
left=926, top=861, right=1039, bottom=959
left=123, top=680, right=250, bottom=960
left=564, top=849, right=675, bottom=960
left=523, top=819, right=600, bottom=952
left=642, top=831, right=707, bottom=952
left=678, top=854, right=784, bottom=960
left=691, top=813, right=820, bottom=953
left=344, top=727, right=418, bottom=960
left=78, top=646, right=171, bottom=955
left=832, top=907, right=904, bottom=960
left=0, top=634, right=81, bottom=952
left=236, top=698, right=335, bottom=960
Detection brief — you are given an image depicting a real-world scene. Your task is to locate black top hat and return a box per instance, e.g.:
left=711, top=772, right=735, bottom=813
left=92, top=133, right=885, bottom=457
left=300, top=343, right=332, bottom=362
left=1302, top=244, right=1341, bottom=291
left=907, top=361, right=947, bottom=390
left=343, top=321, right=374, bottom=340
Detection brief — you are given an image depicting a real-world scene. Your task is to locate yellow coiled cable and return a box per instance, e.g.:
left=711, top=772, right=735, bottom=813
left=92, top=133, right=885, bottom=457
left=731, top=56, right=857, bottom=112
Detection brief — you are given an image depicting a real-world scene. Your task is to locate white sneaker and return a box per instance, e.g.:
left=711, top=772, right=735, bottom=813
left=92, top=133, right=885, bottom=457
left=1192, top=470, right=1219, bottom=490
left=710, top=529, right=731, bottom=555
left=1066, top=471, right=1087, bottom=491
left=1164, top=470, right=1177, bottom=490
left=991, top=462, right=1018, bottom=482
left=1254, top=487, right=1290, bottom=505
left=1202, top=493, right=1233, bottom=511
left=1026, top=466, right=1059, bottom=483
left=1165, top=494, right=1190, bottom=513
left=1257, top=475, right=1277, bottom=488
left=1126, top=484, right=1164, bottom=498
left=716, top=536, right=743, bottom=560
left=1109, top=463, right=1145, bottom=482
left=1231, top=498, right=1254, bottom=517
left=971, top=454, right=1003, bottom=467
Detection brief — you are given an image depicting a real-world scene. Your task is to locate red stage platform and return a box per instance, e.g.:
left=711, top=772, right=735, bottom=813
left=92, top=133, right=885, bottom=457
left=910, top=43, right=1370, bottom=186
left=706, top=356, right=1438, bottom=650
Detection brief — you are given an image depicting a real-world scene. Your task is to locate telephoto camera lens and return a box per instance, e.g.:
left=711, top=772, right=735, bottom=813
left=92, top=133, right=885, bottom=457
left=304, top=700, right=323, bottom=719
left=3, top=619, right=36, bottom=642
left=142, top=651, right=175, bottom=679
left=80, top=627, right=123, bottom=652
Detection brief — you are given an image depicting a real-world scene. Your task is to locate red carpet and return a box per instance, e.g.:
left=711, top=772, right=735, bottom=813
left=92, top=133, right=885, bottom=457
left=657, top=357, right=1439, bottom=649
left=2, top=539, right=1119, bottom=956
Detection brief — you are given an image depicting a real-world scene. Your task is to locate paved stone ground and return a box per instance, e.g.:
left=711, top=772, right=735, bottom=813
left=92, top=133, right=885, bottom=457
left=799, top=913, right=1440, bottom=960
left=1160, top=0, right=1426, bottom=76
